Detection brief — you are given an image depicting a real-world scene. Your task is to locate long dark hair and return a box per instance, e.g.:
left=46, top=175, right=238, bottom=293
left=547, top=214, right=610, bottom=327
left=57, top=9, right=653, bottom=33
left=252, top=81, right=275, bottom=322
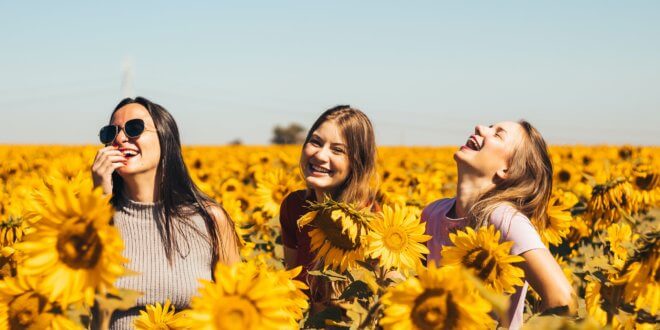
left=110, top=96, right=235, bottom=269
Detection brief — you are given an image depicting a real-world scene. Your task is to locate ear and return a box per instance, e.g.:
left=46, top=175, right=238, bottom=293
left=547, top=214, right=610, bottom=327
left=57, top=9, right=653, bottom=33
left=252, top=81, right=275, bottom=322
left=495, top=168, right=508, bottom=181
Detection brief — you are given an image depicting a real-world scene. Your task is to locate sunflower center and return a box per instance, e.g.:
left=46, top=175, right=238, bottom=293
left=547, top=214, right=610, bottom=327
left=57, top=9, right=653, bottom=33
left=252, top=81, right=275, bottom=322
left=463, top=248, right=497, bottom=281
left=215, top=296, right=259, bottom=330
left=56, top=220, right=103, bottom=269
left=558, top=170, right=571, bottom=183
left=411, top=289, right=457, bottom=329
left=316, top=211, right=361, bottom=250
left=384, top=228, right=408, bottom=251
left=9, top=292, right=48, bottom=328
left=635, top=173, right=657, bottom=191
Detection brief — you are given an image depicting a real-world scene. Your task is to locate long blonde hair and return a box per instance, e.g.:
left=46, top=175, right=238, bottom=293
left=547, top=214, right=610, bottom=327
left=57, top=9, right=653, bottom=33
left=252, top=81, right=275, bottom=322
left=468, top=120, right=553, bottom=230
left=301, top=105, right=378, bottom=207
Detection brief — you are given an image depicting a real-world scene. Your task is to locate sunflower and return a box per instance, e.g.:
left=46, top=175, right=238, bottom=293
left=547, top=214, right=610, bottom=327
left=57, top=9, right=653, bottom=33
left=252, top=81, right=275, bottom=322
left=587, top=179, right=636, bottom=229
left=13, top=179, right=127, bottom=308
left=134, top=299, right=190, bottom=330
left=255, top=169, right=303, bottom=216
left=380, top=264, right=494, bottom=329
left=553, top=162, right=581, bottom=189
left=366, top=204, right=430, bottom=274
left=630, top=164, right=659, bottom=210
left=0, top=274, right=83, bottom=330
left=611, top=232, right=659, bottom=309
left=606, top=223, right=634, bottom=261
left=298, top=199, right=373, bottom=272
left=187, top=261, right=307, bottom=330
left=0, top=216, right=25, bottom=248
left=441, top=225, right=525, bottom=294
left=541, top=190, right=577, bottom=246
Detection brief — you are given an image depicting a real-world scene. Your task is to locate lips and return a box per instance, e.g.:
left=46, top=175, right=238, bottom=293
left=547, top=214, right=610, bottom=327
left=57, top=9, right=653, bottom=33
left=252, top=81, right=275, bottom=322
left=119, top=148, right=140, bottom=158
left=308, top=163, right=332, bottom=175
left=464, top=135, right=482, bottom=151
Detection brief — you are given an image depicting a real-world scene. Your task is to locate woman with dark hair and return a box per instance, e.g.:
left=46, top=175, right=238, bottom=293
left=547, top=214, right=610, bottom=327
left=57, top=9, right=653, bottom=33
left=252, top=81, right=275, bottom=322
left=91, top=97, right=240, bottom=329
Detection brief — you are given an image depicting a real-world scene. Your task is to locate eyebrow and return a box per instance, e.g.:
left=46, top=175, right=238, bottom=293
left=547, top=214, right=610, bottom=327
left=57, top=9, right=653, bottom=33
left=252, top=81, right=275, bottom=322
left=311, top=134, right=347, bottom=147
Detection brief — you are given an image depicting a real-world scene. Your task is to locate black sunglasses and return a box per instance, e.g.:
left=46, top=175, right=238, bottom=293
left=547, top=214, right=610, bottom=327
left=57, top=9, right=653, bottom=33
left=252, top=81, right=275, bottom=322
left=99, top=118, right=152, bottom=144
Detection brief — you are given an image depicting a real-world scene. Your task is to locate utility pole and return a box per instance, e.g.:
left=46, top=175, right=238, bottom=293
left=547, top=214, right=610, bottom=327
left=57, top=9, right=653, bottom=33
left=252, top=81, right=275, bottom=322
left=121, top=57, right=134, bottom=98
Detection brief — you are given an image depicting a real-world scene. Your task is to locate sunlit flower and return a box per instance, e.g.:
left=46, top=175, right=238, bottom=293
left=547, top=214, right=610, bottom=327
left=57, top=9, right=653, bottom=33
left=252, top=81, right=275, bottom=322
left=367, top=204, right=430, bottom=274
left=441, top=225, right=525, bottom=294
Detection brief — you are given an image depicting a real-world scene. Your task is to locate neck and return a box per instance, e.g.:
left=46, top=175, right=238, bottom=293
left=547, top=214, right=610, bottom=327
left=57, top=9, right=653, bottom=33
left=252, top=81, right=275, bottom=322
left=314, top=188, right=334, bottom=202
left=122, top=171, right=160, bottom=203
left=455, top=170, right=493, bottom=218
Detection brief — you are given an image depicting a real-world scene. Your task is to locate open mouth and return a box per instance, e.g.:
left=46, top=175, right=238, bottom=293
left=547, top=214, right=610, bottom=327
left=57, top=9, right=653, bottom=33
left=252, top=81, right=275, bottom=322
left=308, top=163, right=332, bottom=176
left=120, top=148, right=140, bottom=159
left=464, top=136, right=482, bottom=151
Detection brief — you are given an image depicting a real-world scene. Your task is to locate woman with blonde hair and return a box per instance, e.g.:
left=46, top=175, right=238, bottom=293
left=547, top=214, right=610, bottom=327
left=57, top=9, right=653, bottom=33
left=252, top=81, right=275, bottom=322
left=423, top=120, right=576, bottom=329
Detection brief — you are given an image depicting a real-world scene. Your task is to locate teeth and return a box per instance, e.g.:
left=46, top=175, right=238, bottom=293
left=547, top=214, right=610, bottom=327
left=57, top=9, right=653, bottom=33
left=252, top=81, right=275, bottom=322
left=123, top=150, right=138, bottom=156
left=466, top=138, right=480, bottom=151
left=311, top=164, right=331, bottom=173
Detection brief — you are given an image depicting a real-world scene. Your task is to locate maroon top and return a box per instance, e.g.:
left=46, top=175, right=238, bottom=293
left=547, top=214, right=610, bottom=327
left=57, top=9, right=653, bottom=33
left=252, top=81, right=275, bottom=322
left=279, top=189, right=381, bottom=282
left=280, top=190, right=316, bottom=281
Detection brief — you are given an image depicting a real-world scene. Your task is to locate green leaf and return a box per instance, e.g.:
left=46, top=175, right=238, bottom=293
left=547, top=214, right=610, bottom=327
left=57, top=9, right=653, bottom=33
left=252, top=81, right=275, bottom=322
left=308, top=269, right=349, bottom=282
left=338, top=280, right=373, bottom=300
left=304, top=305, right=345, bottom=329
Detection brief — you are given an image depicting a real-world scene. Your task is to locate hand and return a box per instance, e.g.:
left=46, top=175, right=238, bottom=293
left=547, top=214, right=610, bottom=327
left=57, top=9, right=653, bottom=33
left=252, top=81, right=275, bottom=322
left=91, top=146, right=126, bottom=195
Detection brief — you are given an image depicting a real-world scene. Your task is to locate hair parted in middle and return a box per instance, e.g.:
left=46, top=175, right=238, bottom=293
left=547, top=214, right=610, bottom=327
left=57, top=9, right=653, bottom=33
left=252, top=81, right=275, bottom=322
left=302, top=105, right=379, bottom=208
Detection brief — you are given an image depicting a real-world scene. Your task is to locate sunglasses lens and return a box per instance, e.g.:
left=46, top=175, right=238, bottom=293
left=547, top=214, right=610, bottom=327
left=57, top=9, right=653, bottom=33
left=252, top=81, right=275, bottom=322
left=99, top=126, right=118, bottom=144
left=125, top=119, right=145, bottom=138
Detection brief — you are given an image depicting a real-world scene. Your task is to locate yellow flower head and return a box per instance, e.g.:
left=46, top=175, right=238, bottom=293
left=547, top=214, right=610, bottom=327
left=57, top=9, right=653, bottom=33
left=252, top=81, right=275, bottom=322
left=587, top=179, right=636, bottom=229
left=188, top=261, right=307, bottom=330
left=441, top=225, right=525, bottom=294
left=541, top=190, right=577, bottom=246
left=14, top=178, right=127, bottom=307
left=380, top=264, right=494, bottom=330
left=134, top=299, right=190, bottom=330
left=0, top=274, right=83, bottom=330
left=298, top=198, right=373, bottom=272
left=630, top=163, right=659, bottom=209
left=255, top=169, right=303, bottom=216
left=367, top=204, right=430, bottom=275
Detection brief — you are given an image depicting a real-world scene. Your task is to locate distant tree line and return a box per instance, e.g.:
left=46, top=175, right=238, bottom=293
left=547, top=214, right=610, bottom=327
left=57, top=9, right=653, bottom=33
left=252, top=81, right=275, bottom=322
left=271, top=123, right=306, bottom=145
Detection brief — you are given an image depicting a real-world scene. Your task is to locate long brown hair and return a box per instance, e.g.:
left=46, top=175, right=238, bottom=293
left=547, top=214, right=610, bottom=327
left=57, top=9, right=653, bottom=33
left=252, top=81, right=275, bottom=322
left=468, top=120, right=553, bottom=230
left=302, top=105, right=378, bottom=309
left=302, top=105, right=378, bottom=207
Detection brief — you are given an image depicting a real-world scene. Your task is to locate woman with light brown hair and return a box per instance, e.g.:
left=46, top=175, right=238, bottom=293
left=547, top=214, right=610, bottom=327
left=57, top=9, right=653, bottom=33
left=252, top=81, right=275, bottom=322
left=422, top=120, right=576, bottom=329
left=278, top=105, right=379, bottom=308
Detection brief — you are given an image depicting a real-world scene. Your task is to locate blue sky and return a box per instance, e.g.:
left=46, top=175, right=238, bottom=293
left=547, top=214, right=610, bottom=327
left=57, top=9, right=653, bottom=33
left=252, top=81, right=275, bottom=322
left=1, top=1, right=658, bottom=145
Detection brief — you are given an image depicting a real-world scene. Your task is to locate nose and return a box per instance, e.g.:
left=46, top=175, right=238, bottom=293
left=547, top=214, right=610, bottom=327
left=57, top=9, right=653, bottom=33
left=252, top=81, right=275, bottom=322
left=312, top=146, right=331, bottom=163
left=113, top=127, right=129, bottom=146
left=474, top=125, right=486, bottom=136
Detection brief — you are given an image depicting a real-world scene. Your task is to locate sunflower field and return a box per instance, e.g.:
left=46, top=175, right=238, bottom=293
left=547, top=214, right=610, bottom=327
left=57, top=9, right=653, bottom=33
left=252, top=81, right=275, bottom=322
left=0, top=145, right=658, bottom=329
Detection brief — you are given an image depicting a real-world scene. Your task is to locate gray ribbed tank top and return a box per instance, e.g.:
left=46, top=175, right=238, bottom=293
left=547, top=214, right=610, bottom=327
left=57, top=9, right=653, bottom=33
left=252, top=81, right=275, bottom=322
left=108, top=198, right=213, bottom=330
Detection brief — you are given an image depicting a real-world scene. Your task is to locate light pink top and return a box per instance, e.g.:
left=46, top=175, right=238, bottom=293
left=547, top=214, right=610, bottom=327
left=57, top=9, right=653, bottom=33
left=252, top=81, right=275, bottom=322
left=422, top=198, right=546, bottom=330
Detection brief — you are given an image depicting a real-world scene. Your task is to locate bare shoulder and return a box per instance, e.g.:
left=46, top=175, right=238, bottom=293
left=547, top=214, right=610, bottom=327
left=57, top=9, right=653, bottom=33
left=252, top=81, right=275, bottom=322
left=205, top=203, right=233, bottom=229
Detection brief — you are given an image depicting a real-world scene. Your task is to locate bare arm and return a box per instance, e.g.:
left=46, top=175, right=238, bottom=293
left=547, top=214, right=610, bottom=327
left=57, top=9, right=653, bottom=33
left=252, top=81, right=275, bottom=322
left=209, top=206, right=241, bottom=266
left=518, top=248, right=577, bottom=315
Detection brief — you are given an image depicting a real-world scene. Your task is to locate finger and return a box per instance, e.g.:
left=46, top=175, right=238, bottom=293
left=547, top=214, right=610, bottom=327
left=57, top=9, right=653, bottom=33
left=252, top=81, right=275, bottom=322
left=106, top=155, right=128, bottom=163
left=111, top=162, right=126, bottom=171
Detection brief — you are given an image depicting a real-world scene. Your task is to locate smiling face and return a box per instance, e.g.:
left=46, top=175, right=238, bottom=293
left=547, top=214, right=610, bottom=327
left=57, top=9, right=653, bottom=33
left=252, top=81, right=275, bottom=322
left=110, top=103, right=161, bottom=178
left=454, top=121, right=525, bottom=180
left=300, top=120, right=351, bottom=197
